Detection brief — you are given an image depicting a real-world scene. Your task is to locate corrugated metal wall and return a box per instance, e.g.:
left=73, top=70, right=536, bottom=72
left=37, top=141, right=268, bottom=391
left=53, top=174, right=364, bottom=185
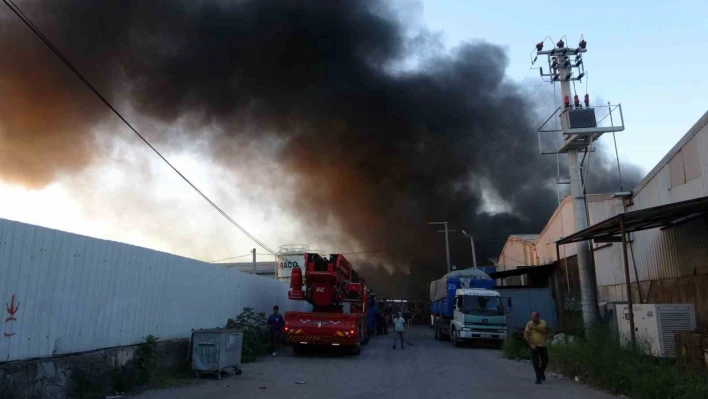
left=0, top=218, right=310, bottom=362
left=535, top=197, right=576, bottom=264
left=496, top=237, right=536, bottom=269
left=593, top=111, right=708, bottom=298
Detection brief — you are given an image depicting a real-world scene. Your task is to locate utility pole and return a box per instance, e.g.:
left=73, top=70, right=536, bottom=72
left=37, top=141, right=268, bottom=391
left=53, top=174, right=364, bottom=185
left=252, top=248, right=256, bottom=275
left=429, top=222, right=454, bottom=273
left=534, top=37, right=624, bottom=330
left=462, top=230, right=478, bottom=269
left=557, top=42, right=597, bottom=329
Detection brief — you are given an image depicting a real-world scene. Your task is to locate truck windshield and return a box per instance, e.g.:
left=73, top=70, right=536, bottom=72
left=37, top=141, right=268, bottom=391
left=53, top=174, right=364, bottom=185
left=460, top=296, right=503, bottom=316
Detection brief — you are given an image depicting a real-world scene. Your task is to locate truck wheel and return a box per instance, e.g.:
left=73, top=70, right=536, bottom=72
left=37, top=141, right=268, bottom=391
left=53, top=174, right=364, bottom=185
left=362, top=332, right=370, bottom=345
left=352, top=344, right=361, bottom=356
left=434, top=325, right=439, bottom=340
left=451, top=328, right=460, bottom=347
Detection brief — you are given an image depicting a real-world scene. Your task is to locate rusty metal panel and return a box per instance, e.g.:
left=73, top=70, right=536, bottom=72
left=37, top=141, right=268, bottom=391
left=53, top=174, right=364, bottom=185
left=593, top=217, right=708, bottom=289
left=593, top=242, right=631, bottom=287
left=0, top=218, right=311, bottom=362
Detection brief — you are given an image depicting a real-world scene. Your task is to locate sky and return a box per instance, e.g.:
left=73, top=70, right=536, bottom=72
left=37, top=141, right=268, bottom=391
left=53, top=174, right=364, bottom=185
left=419, top=0, right=708, bottom=170
left=0, top=0, right=706, bottom=264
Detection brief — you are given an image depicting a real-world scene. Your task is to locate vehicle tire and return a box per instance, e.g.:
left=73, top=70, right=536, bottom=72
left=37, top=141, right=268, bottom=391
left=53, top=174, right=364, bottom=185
left=234, top=367, right=242, bottom=376
left=352, top=344, right=361, bottom=356
left=434, top=324, right=439, bottom=340
left=362, top=332, right=370, bottom=345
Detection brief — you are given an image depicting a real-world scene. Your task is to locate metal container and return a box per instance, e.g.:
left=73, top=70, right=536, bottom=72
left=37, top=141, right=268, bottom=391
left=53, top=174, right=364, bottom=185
left=191, top=328, right=244, bottom=379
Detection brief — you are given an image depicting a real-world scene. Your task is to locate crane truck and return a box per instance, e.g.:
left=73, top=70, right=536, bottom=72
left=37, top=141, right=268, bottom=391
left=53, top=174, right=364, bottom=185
left=285, top=253, right=369, bottom=355
left=430, top=268, right=511, bottom=347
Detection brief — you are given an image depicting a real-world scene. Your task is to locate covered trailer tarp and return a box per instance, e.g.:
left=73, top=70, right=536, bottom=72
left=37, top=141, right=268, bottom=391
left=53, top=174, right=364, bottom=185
left=429, top=268, right=494, bottom=302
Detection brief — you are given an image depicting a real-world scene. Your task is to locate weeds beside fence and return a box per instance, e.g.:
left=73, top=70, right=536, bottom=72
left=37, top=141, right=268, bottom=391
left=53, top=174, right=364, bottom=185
left=503, top=326, right=708, bottom=399
left=226, top=307, right=269, bottom=363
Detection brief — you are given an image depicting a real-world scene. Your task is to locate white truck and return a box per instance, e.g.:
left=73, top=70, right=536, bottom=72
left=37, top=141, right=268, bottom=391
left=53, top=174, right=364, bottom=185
left=430, top=269, right=511, bottom=347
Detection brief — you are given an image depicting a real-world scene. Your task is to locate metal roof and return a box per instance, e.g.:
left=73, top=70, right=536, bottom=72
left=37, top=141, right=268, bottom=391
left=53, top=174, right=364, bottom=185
left=489, top=264, right=554, bottom=279
left=556, top=196, right=708, bottom=245
left=219, top=261, right=277, bottom=274
left=510, top=234, right=539, bottom=242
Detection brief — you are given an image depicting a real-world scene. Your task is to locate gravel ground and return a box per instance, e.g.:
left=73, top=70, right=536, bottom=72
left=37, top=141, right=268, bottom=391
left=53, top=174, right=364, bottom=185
left=134, top=327, right=615, bottom=399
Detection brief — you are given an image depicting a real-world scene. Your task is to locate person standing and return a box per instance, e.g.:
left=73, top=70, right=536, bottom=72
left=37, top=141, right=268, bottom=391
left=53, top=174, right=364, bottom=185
left=267, top=305, right=285, bottom=356
left=392, top=311, right=406, bottom=350
left=524, top=311, right=552, bottom=384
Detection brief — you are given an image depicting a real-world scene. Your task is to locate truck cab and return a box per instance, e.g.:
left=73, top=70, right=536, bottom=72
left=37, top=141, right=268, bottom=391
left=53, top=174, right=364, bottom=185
left=450, top=288, right=508, bottom=345
left=430, top=268, right=511, bottom=347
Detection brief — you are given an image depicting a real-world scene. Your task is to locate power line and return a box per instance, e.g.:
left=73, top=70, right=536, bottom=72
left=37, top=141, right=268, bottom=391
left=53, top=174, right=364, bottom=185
left=210, top=253, right=274, bottom=263
left=3, top=0, right=278, bottom=257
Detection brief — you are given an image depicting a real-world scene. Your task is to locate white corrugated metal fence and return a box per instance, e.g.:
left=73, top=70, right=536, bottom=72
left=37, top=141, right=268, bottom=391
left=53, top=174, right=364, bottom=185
left=0, top=218, right=310, bottom=362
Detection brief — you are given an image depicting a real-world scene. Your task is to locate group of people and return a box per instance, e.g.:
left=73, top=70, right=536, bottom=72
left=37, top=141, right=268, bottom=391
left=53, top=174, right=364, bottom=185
left=267, top=304, right=552, bottom=385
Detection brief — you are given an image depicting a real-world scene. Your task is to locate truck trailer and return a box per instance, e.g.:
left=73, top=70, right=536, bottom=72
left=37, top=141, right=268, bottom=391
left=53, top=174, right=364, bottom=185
left=284, top=253, right=369, bottom=355
left=430, top=268, right=511, bottom=347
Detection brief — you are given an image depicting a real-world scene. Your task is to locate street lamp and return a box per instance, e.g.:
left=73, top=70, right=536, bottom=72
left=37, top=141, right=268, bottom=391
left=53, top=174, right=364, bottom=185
left=429, top=222, right=454, bottom=273
left=461, top=230, right=478, bottom=270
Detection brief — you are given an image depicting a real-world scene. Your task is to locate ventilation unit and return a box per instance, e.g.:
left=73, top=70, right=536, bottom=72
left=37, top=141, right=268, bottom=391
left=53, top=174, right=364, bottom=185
left=616, top=304, right=696, bottom=357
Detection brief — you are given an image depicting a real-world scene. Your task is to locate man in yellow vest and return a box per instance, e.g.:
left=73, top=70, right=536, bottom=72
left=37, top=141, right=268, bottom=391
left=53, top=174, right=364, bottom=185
left=524, top=311, right=552, bottom=384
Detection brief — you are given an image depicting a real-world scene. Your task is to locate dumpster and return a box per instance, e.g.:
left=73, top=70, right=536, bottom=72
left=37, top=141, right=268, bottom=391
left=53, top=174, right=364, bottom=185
left=191, top=328, right=244, bottom=379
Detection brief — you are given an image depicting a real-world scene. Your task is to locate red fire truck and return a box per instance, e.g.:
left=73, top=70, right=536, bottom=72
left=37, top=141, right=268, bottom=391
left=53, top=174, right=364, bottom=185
left=284, top=253, right=369, bottom=355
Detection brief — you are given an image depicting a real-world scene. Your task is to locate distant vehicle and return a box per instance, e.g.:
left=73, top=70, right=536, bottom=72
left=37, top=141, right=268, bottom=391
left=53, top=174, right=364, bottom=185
left=284, top=253, right=369, bottom=355
left=430, top=269, right=511, bottom=347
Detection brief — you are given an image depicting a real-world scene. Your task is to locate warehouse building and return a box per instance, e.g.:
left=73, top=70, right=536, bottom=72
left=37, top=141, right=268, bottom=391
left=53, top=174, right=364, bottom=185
left=497, top=110, right=708, bottom=328
left=220, top=261, right=277, bottom=278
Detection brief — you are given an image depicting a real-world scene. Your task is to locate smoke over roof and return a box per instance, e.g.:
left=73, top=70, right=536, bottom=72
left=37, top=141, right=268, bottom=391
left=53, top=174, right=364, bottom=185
left=0, top=0, right=641, bottom=297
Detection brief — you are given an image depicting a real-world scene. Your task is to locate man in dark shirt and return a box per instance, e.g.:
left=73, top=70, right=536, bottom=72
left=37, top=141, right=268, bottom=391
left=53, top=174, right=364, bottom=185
left=267, top=305, right=285, bottom=356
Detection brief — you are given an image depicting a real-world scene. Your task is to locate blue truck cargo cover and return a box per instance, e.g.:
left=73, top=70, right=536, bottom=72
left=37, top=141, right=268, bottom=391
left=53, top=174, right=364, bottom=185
left=430, top=275, right=495, bottom=318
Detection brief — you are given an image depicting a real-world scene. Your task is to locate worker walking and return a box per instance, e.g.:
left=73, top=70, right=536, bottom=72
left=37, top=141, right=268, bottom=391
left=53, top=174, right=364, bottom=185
left=392, top=311, right=406, bottom=350
left=267, top=305, right=285, bottom=356
left=524, top=311, right=552, bottom=384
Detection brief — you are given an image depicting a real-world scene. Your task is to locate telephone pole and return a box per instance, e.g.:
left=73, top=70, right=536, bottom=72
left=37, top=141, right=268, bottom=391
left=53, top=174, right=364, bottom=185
left=252, top=248, right=257, bottom=275
left=462, top=230, right=478, bottom=269
left=534, top=36, right=625, bottom=330
left=429, top=222, right=454, bottom=273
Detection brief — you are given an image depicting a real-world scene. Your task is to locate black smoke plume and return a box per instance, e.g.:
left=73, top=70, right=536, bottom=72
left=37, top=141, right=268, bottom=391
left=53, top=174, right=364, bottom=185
left=0, top=0, right=642, bottom=297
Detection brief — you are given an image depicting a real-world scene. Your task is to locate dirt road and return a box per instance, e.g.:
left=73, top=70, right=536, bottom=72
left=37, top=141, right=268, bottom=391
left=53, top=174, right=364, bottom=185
left=135, top=327, right=614, bottom=399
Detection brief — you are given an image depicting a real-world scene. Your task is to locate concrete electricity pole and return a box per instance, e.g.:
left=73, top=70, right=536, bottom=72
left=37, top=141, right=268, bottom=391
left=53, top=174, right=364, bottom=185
left=462, top=230, right=478, bottom=270
left=429, top=222, right=454, bottom=274
left=252, top=248, right=257, bottom=275
left=556, top=41, right=596, bottom=329
left=534, top=37, right=623, bottom=330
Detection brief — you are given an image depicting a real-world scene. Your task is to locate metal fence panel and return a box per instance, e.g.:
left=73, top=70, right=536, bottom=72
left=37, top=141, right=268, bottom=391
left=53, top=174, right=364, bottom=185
left=0, top=218, right=310, bottom=361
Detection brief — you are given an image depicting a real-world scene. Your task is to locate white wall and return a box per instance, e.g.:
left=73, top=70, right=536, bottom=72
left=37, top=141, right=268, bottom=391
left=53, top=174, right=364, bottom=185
left=592, top=111, right=708, bottom=291
left=0, top=218, right=310, bottom=362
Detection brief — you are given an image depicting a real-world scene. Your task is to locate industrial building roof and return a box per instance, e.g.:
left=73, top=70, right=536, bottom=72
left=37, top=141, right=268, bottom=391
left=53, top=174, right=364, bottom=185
left=219, top=261, right=277, bottom=274
left=489, top=263, right=553, bottom=279
left=556, top=196, right=708, bottom=245
left=510, top=234, right=539, bottom=243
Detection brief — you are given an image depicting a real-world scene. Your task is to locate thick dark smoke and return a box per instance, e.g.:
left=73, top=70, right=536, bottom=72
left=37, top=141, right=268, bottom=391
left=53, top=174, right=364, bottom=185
left=0, top=0, right=642, bottom=298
